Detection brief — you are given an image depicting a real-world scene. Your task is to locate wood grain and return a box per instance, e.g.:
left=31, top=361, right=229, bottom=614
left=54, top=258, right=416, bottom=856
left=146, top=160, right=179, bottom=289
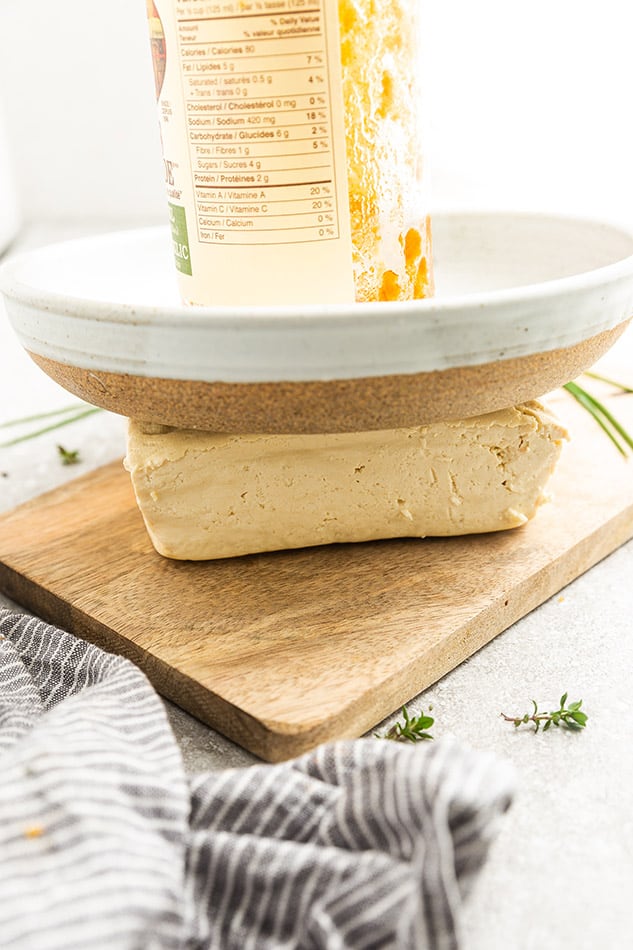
left=1, top=387, right=632, bottom=761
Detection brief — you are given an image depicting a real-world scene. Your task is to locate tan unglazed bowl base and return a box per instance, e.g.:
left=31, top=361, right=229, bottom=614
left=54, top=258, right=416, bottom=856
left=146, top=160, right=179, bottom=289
left=28, top=322, right=628, bottom=434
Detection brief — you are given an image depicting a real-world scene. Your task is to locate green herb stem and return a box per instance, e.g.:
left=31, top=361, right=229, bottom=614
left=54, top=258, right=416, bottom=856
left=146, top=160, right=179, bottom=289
left=0, top=408, right=101, bottom=448
left=583, top=371, right=633, bottom=394
left=501, top=693, right=588, bottom=733
left=379, top=705, right=434, bottom=743
left=57, top=445, right=81, bottom=465
left=563, top=381, right=632, bottom=457
left=0, top=403, right=93, bottom=430
left=575, top=385, right=633, bottom=451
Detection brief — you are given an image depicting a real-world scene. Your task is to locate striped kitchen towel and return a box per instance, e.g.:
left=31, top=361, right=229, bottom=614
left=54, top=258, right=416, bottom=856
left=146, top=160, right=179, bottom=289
left=0, top=608, right=514, bottom=949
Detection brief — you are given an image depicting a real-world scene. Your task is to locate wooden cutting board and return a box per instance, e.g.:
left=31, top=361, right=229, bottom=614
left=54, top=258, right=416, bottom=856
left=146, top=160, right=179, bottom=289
left=1, top=388, right=632, bottom=761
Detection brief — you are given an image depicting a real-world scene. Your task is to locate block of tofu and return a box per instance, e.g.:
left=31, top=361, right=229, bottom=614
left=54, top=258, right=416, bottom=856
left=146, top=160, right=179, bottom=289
left=124, top=403, right=567, bottom=561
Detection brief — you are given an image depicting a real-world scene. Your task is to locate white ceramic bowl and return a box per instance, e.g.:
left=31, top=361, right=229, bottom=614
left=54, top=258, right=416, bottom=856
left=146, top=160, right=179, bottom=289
left=1, top=210, right=632, bottom=432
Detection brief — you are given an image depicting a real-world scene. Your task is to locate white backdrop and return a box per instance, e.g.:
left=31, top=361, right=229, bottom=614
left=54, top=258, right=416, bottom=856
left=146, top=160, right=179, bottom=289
left=0, top=0, right=632, bottom=227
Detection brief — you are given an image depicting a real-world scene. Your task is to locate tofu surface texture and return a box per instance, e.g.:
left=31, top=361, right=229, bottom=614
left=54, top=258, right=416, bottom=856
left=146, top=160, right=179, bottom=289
left=124, top=403, right=567, bottom=561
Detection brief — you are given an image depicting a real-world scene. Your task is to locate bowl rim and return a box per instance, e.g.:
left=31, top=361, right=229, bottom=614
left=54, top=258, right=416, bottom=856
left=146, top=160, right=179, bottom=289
left=2, top=209, right=633, bottom=329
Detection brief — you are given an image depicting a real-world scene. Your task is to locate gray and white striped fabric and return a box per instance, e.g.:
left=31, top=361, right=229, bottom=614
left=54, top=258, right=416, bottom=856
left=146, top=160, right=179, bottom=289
left=0, top=609, right=514, bottom=949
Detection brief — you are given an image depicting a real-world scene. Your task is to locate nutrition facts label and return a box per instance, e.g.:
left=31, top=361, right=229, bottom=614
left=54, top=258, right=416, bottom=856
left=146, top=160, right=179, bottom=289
left=174, top=0, right=344, bottom=245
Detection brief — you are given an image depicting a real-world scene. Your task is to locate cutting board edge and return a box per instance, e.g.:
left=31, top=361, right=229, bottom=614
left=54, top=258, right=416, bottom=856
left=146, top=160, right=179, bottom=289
left=0, top=559, right=285, bottom=758
left=321, top=498, right=633, bottom=749
left=182, top=498, right=633, bottom=759
left=2, top=496, right=632, bottom=762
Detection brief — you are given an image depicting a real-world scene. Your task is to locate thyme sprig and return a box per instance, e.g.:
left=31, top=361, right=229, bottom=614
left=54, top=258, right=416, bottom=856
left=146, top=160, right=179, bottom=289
left=501, top=692, right=588, bottom=733
left=0, top=402, right=100, bottom=448
left=57, top=445, right=81, bottom=466
left=379, top=705, right=434, bottom=743
left=377, top=692, right=588, bottom=744
left=563, top=374, right=633, bottom=457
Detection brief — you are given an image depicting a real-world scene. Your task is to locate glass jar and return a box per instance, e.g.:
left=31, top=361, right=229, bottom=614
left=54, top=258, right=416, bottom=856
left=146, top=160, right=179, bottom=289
left=145, top=0, right=432, bottom=305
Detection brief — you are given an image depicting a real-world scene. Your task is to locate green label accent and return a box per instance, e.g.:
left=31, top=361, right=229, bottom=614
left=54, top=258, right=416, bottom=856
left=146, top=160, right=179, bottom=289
left=169, top=202, right=192, bottom=276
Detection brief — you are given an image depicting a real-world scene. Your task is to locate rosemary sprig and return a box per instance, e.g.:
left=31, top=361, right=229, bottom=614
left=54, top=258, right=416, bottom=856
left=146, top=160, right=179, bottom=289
left=563, top=380, right=633, bottom=457
left=501, top=692, right=588, bottom=733
left=0, top=403, right=100, bottom=448
left=379, top=705, right=434, bottom=743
